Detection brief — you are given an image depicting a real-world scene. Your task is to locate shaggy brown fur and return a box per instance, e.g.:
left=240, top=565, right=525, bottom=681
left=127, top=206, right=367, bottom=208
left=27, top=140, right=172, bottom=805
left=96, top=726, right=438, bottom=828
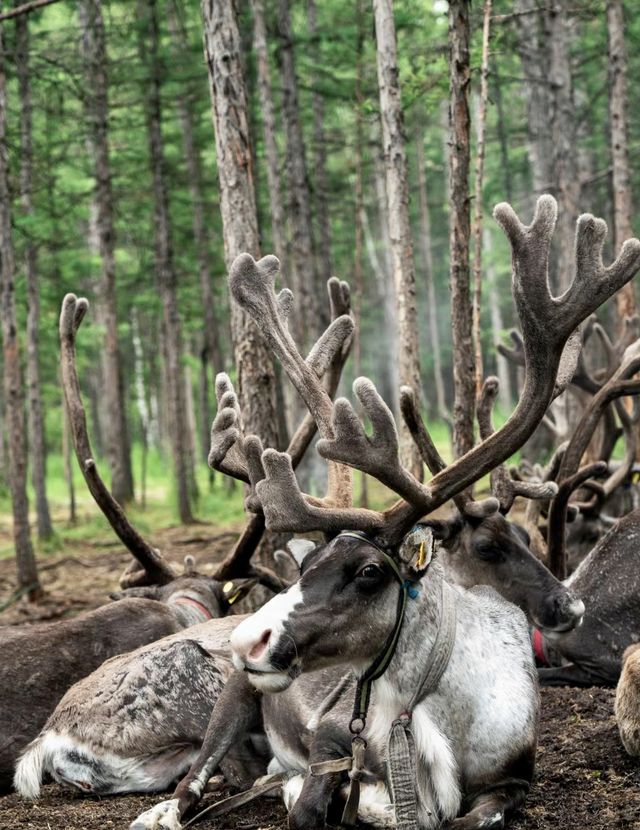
left=615, top=643, right=640, bottom=755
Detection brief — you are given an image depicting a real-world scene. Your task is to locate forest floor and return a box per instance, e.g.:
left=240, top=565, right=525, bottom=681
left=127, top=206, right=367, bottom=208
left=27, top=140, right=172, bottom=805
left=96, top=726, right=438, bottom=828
left=0, top=527, right=638, bottom=829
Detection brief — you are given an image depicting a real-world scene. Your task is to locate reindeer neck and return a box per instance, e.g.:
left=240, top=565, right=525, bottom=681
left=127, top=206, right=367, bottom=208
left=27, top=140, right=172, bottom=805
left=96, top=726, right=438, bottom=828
left=369, top=561, right=456, bottom=718
left=170, top=593, right=214, bottom=625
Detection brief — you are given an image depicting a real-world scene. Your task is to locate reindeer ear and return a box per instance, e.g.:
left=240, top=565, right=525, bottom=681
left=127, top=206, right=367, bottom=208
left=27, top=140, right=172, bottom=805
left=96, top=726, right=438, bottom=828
left=183, top=555, right=196, bottom=576
left=220, top=578, right=257, bottom=607
left=399, top=525, right=436, bottom=577
left=285, top=538, right=317, bottom=570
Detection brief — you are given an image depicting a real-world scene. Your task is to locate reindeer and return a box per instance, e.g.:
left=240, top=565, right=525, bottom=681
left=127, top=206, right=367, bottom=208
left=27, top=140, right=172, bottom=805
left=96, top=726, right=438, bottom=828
left=129, top=195, right=640, bottom=830
left=13, top=273, right=356, bottom=799
left=0, top=296, right=259, bottom=793
left=615, top=643, right=640, bottom=756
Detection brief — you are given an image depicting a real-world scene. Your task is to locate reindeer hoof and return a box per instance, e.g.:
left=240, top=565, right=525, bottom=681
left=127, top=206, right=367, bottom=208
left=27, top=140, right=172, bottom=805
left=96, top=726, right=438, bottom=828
left=129, top=798, right=182, bottom=830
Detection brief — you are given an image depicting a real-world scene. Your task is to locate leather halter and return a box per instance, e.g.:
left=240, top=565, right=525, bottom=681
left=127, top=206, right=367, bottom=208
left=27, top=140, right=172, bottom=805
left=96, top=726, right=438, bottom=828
left=336, top=531, right=410, bottom=735
left=174, top=596, right=213, bottom=622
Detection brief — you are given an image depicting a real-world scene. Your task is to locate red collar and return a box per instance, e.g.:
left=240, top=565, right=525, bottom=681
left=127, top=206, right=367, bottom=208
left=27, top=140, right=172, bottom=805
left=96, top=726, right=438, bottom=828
left=531, top=628, right=548, bottom=666
left=174, top=596, right=213, bottom=622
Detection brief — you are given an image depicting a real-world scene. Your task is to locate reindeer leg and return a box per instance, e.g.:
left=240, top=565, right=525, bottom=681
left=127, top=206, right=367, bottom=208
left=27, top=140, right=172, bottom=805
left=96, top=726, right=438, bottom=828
left=287, top=721, right=352, bottom=830
left=129, top=672, right=262, bottom=830
left=447, top=781, right=529, bottom=830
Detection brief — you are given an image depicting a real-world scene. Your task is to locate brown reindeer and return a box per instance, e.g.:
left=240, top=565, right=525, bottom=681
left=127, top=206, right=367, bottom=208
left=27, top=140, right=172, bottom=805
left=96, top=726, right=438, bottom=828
left=128, top=194, right=640, bottom=830
left=615, top=644, right=640, bottom=755
left=0, top=296, right=260, bottom=792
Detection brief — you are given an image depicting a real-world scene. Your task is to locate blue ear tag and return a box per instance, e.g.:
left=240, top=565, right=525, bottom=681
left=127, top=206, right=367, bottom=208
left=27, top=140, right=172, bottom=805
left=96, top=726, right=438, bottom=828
left=404, top=580, right=420, bottom=600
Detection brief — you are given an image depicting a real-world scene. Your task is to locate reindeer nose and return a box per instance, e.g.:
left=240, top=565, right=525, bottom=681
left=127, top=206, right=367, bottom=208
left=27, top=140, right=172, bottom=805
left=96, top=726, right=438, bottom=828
left=249, top=629, right=272, bottom=661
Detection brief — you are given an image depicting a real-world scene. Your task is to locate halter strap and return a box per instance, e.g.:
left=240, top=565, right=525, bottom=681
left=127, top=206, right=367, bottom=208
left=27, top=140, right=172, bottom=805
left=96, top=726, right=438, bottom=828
left=335, top=531, right=409, bottom=734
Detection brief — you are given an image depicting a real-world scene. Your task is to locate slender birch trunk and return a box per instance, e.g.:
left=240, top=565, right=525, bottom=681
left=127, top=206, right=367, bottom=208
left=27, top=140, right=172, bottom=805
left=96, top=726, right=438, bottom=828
left=139, top=0, right=194, bottom=523
left=79, top=0, right=134, bottom=505
left=0, top=24, right=41, bottom=599
left=373, top=0, right=422, bottom=476
left=448, top=0, right=475, bottom=458
left=15, top=13, right=53, bottom=539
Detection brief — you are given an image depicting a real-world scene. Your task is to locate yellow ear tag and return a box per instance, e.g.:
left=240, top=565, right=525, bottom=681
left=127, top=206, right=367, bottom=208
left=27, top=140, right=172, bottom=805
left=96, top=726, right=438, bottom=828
left=223, top=581, right=234, bottom=595
left=227, top=591, right=242, bottom=605
left=416, top=540, right=427, bottom=569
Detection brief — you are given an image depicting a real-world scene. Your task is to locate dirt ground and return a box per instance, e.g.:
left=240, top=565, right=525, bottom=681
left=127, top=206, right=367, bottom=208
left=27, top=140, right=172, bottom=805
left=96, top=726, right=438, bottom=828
left=0, top=530, right=639, bottom=829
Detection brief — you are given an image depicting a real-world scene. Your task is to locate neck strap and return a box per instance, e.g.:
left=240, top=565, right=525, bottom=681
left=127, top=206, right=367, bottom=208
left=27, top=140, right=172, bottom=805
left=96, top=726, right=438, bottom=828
left=174, top=596, right=213, bottom=622
left=336, top=532, right=408, bottom=734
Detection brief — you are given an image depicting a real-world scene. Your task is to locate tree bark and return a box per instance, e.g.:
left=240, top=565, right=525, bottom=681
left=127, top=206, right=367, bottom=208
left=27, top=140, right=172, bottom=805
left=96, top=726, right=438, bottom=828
left=139, top=0, right=194, bottom=523
left=15, top=13, right=53, bottom=540
left=415, top=132, right=447, bottom=420
left=167, top=3, right=223, bottom=470
left=0, top=23, right=41, bottom=600
left=472, top=0, right=492, bottom=398
left=372, top=0, right=422, bottom=476
left=201, top=0, right=278, bottom=449
left=79, top=0, right=134, bottom=505
left=251, top=0, right=287, bottom=267
left=485, top=227, right=513, bottom=409
left=607, top=0, right=636, bottom=324
left=308, top=0, right=332, bottom=285
left=545, top=0, right=579, bottom=291
left=448, top=0, right=475, bottom=459
left=276, top=0, right=324, bottom=341
left=513, top=0, right=554, bottom=205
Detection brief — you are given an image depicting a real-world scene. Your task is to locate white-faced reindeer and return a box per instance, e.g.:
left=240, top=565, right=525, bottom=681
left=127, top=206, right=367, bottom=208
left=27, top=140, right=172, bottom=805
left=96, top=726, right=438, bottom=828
left=13, top=275, right=356, bottom=799
left=130, top=195, right=640, bottom=830
left=0, top=296, right=258, bottom=792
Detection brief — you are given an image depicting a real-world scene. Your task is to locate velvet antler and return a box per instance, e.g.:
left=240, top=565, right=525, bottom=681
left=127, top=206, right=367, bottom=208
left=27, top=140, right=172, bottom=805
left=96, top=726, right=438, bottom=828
left=60, top=294, right=177, bottom=588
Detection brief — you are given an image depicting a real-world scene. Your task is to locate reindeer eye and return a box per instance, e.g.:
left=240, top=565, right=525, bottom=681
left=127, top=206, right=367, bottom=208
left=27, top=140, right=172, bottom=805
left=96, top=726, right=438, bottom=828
left=357, top=564, right=383, bottom=580
left=474, top=542, right=503, bottom=562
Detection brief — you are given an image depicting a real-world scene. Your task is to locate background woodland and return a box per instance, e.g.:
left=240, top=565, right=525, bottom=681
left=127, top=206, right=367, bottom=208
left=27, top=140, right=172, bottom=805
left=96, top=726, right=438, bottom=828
left=0, top=0, right=637, bottom=598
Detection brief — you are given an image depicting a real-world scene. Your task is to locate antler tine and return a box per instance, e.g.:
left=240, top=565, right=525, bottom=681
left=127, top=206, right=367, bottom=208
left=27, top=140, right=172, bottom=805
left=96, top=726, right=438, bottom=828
left=316, top=378, right=433, bottom=507
left=558, top=337, right=640, bottom=482
left=496, top=329, right=525, bottom=368
left=59, top=294, right=177, bottom=588
left=477, top=376, right=558, bottom=513
left=547, top=461, right=608, bottom=578
left=229, top=253, right=354, bottom=508
left=208, top=373, right=251, bottom=485
left=601, top=397, right=639, bottom=498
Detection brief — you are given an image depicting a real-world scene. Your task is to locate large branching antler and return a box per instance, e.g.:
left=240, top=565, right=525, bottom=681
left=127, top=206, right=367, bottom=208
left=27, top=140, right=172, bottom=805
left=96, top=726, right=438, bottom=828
left=60, top=294, right=177, bottom=588
left=543, top=338, right=640, bottom=578
left=229, top=197, right=640, bottom=546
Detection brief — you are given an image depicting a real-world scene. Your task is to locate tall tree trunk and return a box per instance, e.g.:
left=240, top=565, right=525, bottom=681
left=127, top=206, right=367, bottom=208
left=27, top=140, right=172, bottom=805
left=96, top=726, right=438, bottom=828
left=354, top=0, right=368, bottom=508
left=251, top=0, right=287, bottom=267
left=513, top=0, right=554, bottom=206
left=307, top=0, right=332, bottom=284
left=62, top=385, right=77, bottom=524
left=607, top=0, right=636, bottom=325
left=372, top=0, right=422, bottom=476
left=201, top=0, right=278, bottom=449
left=15, top=13, right=53, bottom=540
left=139, top=0, right=194, bottom=523
left=79, top=0, right=134, bottom=505
left=471, top=0, right=492, bottom=398
left=490, top=56, right=512, bottom=204
left=448, top=0, right=475, bottom=459
left=546, top=0, right=579, bottom=291
left=167, top=3, right=223, bottom=470
left=276, top=0, right=324, bottom=341
left=131, top=310, right=150, bottom=509
left=0, top=24, right=41, bottom=600
left=415, top=132, right=447, bottom=420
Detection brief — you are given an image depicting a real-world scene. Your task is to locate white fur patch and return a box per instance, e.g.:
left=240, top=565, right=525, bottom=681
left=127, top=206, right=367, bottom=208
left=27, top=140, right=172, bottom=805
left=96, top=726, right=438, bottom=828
left=14, top=737, right=45, bottom=799
left=129, top=798, right=182, bottom=830
left=282, top=773, right=305, bottom=811
left=230, top=584, right=303, bottom=673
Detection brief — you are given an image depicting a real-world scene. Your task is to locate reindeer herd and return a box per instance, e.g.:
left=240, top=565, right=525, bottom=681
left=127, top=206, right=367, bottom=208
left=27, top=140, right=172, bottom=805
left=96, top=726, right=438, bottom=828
left=2, top=196, right=640, bottom=829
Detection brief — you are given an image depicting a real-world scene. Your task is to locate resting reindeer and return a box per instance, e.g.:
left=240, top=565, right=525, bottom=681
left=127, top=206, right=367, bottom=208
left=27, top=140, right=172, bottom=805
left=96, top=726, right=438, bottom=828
left=615, top=643, right=640, bottom=756
left=0, top=296, right=257, bottom=793
left=131, top=195, right=640, bottom=830
left=13, top=274, right=356, bottom=798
